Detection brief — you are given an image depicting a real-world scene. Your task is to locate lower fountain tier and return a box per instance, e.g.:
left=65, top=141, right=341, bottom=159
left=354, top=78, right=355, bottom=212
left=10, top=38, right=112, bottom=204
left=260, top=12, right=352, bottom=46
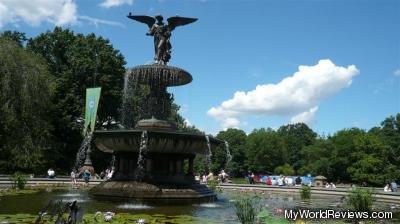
left=90, top=181, right=216, bottom=200
left=94, top=129, right=223, bottom=154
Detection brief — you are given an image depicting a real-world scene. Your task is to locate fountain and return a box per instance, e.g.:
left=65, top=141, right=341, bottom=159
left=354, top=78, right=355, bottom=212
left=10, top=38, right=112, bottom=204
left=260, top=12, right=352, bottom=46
left=90, top=13, right=224, bottom=200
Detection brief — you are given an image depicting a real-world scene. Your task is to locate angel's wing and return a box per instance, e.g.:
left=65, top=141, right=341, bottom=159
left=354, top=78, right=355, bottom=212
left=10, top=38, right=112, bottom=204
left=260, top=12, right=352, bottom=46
left=167, top=16, right=198, bottom=31
left=127, top=14, right=156, bottom=28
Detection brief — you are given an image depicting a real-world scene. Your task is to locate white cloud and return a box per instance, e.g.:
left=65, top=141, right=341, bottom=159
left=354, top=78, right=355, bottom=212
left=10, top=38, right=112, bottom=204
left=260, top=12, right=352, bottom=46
left=394, top=69, right=400, bottom=77
left=100, top=0, right=133, bottom=8
left=78, top=16, right=124, bottom=28
left=290, top=106, right=318, bottom=125
left=0, top=0, right=78, bottom=27
left=184, top=119, right=192, bottom=127
left=207, top=59, right=359, bottom=129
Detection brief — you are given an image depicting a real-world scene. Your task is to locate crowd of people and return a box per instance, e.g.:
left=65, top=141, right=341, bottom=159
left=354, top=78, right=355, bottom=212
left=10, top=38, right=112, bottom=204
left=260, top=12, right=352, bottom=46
left=69, top=169, right=91, bottom=187
left=246, top=171, right=313, bottom=187
left=198, top=170, right=229, bottom=183
left=46, top=166, right=116, bottom=187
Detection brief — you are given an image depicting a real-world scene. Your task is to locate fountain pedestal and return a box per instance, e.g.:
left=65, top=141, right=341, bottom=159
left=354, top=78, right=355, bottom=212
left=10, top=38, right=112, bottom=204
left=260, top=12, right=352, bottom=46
left=90, top=65, right=222, bottom=200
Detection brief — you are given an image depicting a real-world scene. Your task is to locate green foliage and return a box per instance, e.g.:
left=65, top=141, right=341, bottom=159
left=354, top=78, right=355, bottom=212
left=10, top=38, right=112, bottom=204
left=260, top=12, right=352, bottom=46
left=232, top=196, right=262, bottom=224
left=347, top=154, right=385, bottom=186
left=274, top=163, right=295, bottom=176
left=207, top=179, right=219, bottom=192
left=0, top=37, right=55, bottom=173
left=11, top=172, right=27, bottom=190
left=300, top=185, right=311, bottom=200
left=278, top=123, right=317, bottom=171
left=246, top=128, right=287, bottom=174
left=346, top=187, right=374, bottom=212
left=193, top=154, right=207, bottom=176
left=0, top=31, right=27, bottom=47
left=27, top=27, right=126, bottom=171
left=257, top=209, right=289, bottom=224
left=297, top=139, right=334, bottom=177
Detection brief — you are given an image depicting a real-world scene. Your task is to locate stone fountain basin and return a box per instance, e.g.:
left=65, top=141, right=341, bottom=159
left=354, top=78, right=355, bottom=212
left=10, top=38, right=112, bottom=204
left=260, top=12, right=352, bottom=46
left=126, top=64, right=192, bottom=87
left=94, top=129, right=223, bottom=154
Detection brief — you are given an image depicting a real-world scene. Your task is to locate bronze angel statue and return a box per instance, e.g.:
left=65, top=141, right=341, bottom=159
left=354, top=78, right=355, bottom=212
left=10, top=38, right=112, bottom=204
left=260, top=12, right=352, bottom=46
left=127, top=13, right=197, bottom=65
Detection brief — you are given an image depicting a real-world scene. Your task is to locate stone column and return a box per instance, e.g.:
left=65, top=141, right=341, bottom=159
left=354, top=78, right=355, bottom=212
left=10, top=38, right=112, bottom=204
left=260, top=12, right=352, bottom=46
left=146, top=159, right=152, bottom=173
left=176, top=159, right=182, bottom=174
left=169, top=160, right=175, bottom=175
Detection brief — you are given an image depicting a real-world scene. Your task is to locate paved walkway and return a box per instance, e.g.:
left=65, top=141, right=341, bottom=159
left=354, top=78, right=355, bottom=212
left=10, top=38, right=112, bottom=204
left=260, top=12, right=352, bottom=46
left=2, top=178, right=400, bottom=204
left=219, top=183, right=400, bottom=204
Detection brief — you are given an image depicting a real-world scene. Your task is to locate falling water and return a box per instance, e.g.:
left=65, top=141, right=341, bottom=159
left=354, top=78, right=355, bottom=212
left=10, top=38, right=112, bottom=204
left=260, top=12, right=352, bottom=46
left=110, top=155, right=116, bottom=168
left=135, top=130, right=148, bottom=181
left=224, top=141, right=232, bottom=166
left=205, top=135, right=212, bottom=172
left=75, top=133, right=93, bottom=169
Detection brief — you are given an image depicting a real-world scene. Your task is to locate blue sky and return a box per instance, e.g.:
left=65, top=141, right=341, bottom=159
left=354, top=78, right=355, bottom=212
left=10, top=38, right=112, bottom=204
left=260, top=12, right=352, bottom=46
left=1, top=0, right=399, bottom=135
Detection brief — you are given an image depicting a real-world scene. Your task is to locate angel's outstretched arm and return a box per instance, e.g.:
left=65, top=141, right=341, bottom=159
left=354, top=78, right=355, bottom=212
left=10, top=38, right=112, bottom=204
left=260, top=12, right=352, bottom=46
left=146, top=24, right=156, bottom=36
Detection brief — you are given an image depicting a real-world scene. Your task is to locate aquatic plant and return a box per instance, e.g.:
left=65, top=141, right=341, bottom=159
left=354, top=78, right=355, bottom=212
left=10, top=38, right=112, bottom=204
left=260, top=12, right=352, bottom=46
left=11, top=172, right=27, bottom=190
left=300, top=185, right=311, bottom=200
left=257, top=208, right=289, bottom=224
left=232, top=195, right=262, bottom=224
left=346, top=187, right=374, bottom=212
left=0, top=213, right=212, bottom=224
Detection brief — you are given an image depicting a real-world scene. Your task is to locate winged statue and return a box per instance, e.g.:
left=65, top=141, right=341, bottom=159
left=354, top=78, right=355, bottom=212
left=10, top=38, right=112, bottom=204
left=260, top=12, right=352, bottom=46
left=127, top=13, right=197, bottom=65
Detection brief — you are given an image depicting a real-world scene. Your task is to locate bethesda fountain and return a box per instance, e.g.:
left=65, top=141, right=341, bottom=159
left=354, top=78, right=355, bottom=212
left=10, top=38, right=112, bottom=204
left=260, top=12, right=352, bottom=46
left=90, top=13, right=226, bottom=200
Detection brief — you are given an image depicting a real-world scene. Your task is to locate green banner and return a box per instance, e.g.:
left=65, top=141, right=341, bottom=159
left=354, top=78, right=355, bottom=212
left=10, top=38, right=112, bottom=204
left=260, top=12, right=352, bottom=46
left=83, top=87, right=101, bottom=135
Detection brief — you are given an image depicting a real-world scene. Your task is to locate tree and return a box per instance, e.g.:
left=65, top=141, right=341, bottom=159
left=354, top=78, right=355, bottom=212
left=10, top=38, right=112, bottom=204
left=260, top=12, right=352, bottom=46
left=274, top=163, right=295, bottom=176
left=27, top=27, right=126, bottom=171
left=297, top=139, right=334, bottom=179
left=327, top=128, right=365, bottom=183
left=245, top=128, right=287, bottom=174
left=215, top=129, right=247, bottom=177
left=0, top=38, right=55, bottom=173
left=347, top=155, right=385, bottom=186
left=0, top=31, right=27, bottom=47
left=277, top=123, right=317, bottom=171
left=380, top=114, right=400, bottom=164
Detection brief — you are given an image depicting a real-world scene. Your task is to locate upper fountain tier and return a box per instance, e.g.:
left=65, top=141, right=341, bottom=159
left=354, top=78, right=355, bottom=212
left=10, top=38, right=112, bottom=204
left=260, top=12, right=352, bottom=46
left=126, top=64, right=192, bottom=87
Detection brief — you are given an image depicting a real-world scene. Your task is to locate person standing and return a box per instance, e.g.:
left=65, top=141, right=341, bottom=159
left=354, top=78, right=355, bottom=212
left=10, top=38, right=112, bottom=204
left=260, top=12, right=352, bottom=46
left=207, top=171, right=214, bottom=181
left=83, top=169, right=91, bottom=186
left=391, top=180, right=398, bottom=192
left=47, top=168, right=55, bottom=179
left=220, top=170, right=227, bottom=183
left=295, top=176, right=302, bottom=186
left=266, top=176, right=272, bottom=185
left=278, top=176, right=284, bottom=187
left=384, top=184, right=392, bottom=192
left=70, top=170, right=77, bottom=187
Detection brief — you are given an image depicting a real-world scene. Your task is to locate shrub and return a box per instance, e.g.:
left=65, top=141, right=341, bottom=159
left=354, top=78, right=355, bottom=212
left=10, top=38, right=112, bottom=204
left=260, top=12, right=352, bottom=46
left=274, top=163, right=295, bottom=176
left=11, top=172, right=27, bottom=190
left=300, top=185, right=311, bottom=200
left=207, top=179, right=219, bottom=192
left=232, top=196, right=262, bottom=224
left=346, top=187, right=374, bottom=212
